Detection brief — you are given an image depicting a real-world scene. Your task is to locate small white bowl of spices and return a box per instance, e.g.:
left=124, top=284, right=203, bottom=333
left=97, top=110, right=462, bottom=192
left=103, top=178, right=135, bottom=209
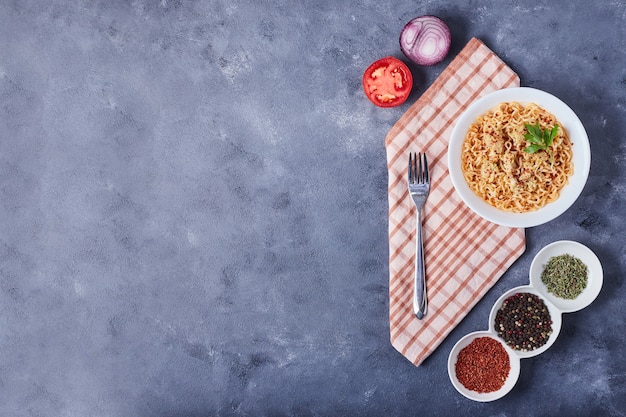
left=529, top=240, right=603, bottom=313
left=488, top=285, right=563, bottom=359
left=448, top=331, right=521, bottom=402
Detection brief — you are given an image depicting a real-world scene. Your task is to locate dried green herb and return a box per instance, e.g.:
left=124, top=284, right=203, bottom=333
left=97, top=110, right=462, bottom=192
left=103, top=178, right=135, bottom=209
left=540, top=254, right=588, bottom=299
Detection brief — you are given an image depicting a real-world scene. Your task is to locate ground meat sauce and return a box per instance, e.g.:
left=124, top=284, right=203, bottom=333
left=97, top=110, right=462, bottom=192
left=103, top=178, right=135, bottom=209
left=455, top=336, right=510, bottom=393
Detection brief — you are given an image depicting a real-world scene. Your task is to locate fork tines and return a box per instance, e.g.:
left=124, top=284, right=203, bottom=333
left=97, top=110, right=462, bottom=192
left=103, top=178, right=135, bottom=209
left=408, top=152, right=429, bottom=184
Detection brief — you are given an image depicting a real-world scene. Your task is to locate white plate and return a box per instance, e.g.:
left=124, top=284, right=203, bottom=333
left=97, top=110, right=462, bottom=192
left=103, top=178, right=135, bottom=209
left=448, top=331, right=521, bottom=402
left=529, top=240, right=603, bottom=312
left=447, top=87, right=591, bottom=228
left=488, top=285, right=562, bottom=359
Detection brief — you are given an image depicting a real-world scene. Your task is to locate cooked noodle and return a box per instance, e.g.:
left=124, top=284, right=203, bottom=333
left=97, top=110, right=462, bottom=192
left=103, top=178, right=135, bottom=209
left=460, top=102, right=573, bottom=212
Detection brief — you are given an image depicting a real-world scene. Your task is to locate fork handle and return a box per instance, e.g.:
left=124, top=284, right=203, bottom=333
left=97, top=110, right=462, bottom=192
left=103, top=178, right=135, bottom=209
left=413, top=209, right=427, bottom=319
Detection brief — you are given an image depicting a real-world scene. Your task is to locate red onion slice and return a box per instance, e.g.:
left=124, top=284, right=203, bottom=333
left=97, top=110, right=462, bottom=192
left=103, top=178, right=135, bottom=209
left=399, top=15, right=451, bottom=66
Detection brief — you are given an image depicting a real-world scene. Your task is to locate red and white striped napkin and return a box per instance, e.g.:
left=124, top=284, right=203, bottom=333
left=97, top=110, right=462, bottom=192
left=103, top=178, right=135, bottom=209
left=385, top=38, right=526, bottom=366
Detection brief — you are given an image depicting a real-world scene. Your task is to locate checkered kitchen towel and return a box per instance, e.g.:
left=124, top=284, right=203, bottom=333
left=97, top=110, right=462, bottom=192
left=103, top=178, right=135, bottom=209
left=385, top=38, right=526, bottom=366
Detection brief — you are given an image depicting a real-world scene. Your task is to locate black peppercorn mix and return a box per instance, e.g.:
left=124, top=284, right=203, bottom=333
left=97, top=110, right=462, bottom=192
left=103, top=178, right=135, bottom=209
left=495, top=292, right=553, bottom=352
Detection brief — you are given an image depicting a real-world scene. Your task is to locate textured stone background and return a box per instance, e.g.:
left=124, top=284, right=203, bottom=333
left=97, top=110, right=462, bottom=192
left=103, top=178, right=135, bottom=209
left=0, top=0, right=624, bottom=416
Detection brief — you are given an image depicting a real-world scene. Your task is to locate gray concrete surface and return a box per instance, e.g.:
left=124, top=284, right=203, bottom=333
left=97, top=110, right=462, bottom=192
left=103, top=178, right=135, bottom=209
left=0, top=0, right=624, bottom=416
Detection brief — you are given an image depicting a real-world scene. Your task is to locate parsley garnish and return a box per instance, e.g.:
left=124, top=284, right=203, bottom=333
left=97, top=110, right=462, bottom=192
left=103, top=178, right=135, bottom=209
left=523, top=123, right=559, bottom=162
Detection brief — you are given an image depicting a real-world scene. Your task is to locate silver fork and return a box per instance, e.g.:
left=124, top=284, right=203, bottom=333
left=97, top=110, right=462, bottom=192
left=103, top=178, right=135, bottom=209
left=408, top=152, right=430, bottom=319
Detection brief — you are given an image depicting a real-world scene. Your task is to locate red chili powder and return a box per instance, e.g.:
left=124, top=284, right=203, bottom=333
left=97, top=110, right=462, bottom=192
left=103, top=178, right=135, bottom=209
left=455, top=336, right=511, bottom=393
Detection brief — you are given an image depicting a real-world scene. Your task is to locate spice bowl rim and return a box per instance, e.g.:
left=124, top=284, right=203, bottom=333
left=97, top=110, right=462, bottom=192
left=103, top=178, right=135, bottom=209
left=529, top=240, right=603, bottom=313
left=448, top=330, right=521, bottom=402
left=488, top=285, right=563, bottom=359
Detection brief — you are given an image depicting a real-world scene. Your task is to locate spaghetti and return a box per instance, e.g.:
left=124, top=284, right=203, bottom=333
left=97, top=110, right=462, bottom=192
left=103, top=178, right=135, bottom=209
left=460, top=102, right=573, bottom=212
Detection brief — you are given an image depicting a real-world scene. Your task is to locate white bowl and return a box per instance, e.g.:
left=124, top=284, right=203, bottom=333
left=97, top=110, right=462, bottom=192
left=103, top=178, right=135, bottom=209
left=448, top=331, right=521, bottom=402
left=447, top=87, right=590, bottom=228
left=529, top=240, right=603, bottom=312
left=488, top=285, right=562, bottom=359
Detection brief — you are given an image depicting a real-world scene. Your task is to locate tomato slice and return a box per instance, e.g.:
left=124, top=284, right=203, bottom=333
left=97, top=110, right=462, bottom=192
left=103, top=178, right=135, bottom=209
left=362, top=56, right=413, bottom=107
